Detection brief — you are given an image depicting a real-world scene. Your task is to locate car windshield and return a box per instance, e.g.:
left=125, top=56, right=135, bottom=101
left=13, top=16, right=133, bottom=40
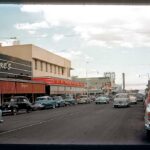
left=80, top=96, right=87, bottom=98
left=10, top=99, right=17, bottom=102
left=116, top=94, right=128, bottom=98
left=53, top=96, right=62, bottom=100
left=36, top=97, right=47, bottom=101
left=129, top=93, right=136, bottom=96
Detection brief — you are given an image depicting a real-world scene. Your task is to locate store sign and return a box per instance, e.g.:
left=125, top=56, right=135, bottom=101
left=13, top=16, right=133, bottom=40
left=0, top=53, right=32, bottom=80
left=0, top=62, right=11, bottom=70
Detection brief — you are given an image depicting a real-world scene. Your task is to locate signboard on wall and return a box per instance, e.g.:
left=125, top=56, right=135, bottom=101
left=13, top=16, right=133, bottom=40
left=0, top=53, right=32, bottom=80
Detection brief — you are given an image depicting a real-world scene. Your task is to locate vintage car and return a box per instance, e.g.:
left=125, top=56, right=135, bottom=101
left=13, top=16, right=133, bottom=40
left=36, top=96, right=57, bottom=109
left=63, top=95, right=76, bottom=105
left=32, top=101, right=45, bottom=110
left=113, top=93, right=130, bottom=108
left=95, top=96, right=109, bottom=104
left=1, top=96, right=33, bottom=115
left=77, top=95, right=91, bottom=104
left=129, top=93, right=137, bottom=104
left=136, top=93, right=145, bottom=102
left=144, top=103, right=150, bottom=136
left=0, top=109, right=3, bottom=123
left=52, top=96, right=66, bottom=107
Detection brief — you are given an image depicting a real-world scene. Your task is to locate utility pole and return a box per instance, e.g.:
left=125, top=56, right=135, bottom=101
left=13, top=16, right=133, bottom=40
left=122, top=73, right=125, bottom=92
left=86, top=61, right=89, bottom=96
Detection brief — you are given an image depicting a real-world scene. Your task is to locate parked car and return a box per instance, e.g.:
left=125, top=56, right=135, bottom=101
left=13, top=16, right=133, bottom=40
left=113, top=93, right=130, bottom=108
left=90, top=95, right=96, bottom=101
left=63, top=95, right=76, bottom=105
left=95, top=96, right=109, bottom=104
left=77, top=95, right=91, bottom=104
left=52, top=96, right=65, bottom=107
left=144, top=103, right=150, bottom=136
left=104, top=95, right=110, bottom=103
left=0, top=109, right=3, bottom=123
left=32, top=101, right=45, bottom=111
left=1, top=96, right=33, bottom=115
left=36, top=96, right=56, bottom=109
left=136, top=93, right=145, bottom=102
left=129, top=93, right=137, bottom=104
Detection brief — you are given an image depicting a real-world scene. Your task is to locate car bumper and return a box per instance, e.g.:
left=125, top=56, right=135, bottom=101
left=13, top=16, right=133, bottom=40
left=113, top=104, right=128, bottom=107
left=96, top=102, right=107, bottom=104
left=2, top=109, right=12, bottom=115
left=78, top=102, right=86, bottom=104
left=130, top=101, right=137, bottom=104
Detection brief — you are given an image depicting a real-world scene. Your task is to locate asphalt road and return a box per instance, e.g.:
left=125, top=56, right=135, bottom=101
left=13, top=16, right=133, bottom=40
left=0, top=101, right=149, bottom=144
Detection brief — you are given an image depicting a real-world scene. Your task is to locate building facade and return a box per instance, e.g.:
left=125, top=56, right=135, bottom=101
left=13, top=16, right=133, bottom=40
left=72, top=76, right=112, bottom=94
left=0, top=44, right=71, bottom=79
left=0, top=44, right=85, bottom=104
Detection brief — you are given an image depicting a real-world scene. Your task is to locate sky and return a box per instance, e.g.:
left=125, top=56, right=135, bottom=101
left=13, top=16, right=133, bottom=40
left=0, top=4, right=150, bottom=90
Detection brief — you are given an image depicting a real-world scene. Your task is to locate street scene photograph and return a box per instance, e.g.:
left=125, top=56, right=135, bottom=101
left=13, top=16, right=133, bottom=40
left=0, top=4, right=150, bottom=146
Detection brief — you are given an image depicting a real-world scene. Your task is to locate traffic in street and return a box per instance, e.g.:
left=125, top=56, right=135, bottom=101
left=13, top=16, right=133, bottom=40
left=0, top=100, right=148, bottom=144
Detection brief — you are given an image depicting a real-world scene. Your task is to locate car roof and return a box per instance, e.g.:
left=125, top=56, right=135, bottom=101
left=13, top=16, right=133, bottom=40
left=37, top=96, right=50, bottom=98
left=12, top=96, right=28, bottom=98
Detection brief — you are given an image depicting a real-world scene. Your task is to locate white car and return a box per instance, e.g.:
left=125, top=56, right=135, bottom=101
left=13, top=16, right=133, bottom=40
left=144, top=103, right=150, bottom=136
left=129, top=94, right=137, bottom=104
left=0, top=109, right=3, bottom=123
left=113, top=93, right=130, bottom=108
left=77, top=95, right=91, bottom=104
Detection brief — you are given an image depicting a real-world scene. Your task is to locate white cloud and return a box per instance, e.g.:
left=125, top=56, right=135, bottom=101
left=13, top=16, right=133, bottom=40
left=21, top=5, right=43, bottom=13
left=28, top=30, right=36, bottom=34
left=15, top=21, right=49, bottom=30
left=0, top=39, right=18, bottom=46
left=52, top=34, right=64, bottom=42
left=20, top=5, right=150, bottom=48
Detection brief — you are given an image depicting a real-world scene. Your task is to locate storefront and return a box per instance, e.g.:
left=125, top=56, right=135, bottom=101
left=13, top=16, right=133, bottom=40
left=0, top=53, right=45, bottom=104
left=33, top=77, right=85, bottom=96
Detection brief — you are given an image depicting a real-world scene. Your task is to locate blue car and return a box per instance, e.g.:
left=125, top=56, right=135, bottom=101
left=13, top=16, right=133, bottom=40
left=52, top=96, right=66, bottom=107
left=35, top=96, right=57, bottom=109
left=63, top=95, right=76, bottom=105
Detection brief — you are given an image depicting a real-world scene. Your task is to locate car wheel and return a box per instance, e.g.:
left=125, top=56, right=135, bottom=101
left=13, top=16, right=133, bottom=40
left=12, top=108, right=17, bottom=115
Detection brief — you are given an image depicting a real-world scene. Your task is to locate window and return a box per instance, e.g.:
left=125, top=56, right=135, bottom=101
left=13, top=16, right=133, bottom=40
left=67, top=68, right=70, bottom=77
left=40, top=61, right=43, bottom=71
left=54, top=65, right=56, bottom=74
left=62, top=68, right=64, bottom=75
left=46, top=63, right=48, bottom=72
left=50, top=64, right=52, bottom=73
left=58, top=66, right=60, bottom=74
left=35, top=59, right=37, bottom=70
